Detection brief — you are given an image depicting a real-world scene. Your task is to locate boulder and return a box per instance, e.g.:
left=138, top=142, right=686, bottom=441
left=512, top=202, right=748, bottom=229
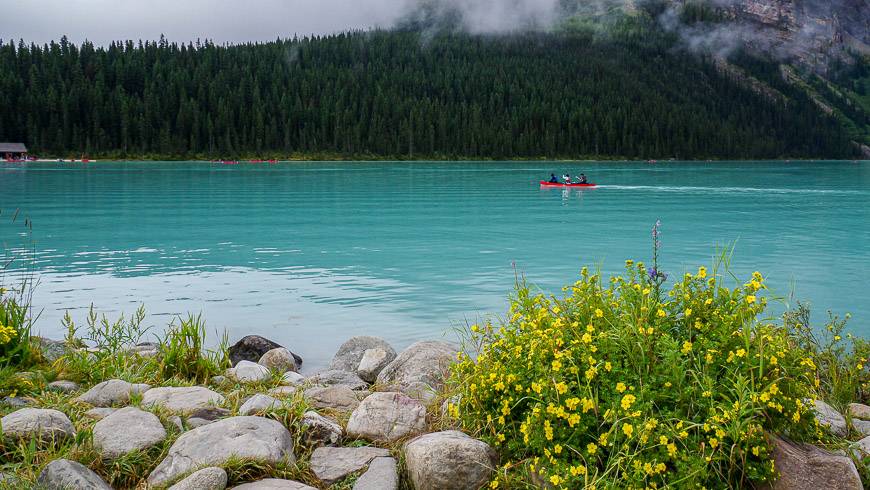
left=84, top=407, right=117, bottom=421
left=848, top=402, right=870, bottom=420
left=229, top=335, right=302, bottom=367
left=812, top=400, right=848, bottom=437
left=239, top=394, right=281, bottom=415
left=304, top=385, right=360, bottom=412
left=187, top=417, right=215, bottom=429
left=301, top=411, right=343, bottom=447
left=376, top=341, right=458, bottom=396
left=269, top=386, right=298, bottom=397
left=75, top=379, right=151, bottom=407
left=36, top=337, right=69, bottom=363
left=93, top=407, right=167, bottom=459
left=231, top=479, right=317, bottom=490
left=259, top=347, right=297, bottom=373
left=188, top=406, right=232, bottom=421
left=168, top=415, right=185, bottom=431
left=1, top=408, right=76, bottom=442
left=852, top=418, right=870, bottom=436
left=141, top=386, right=225, bottom=415
left=0, top=396, right=34, bottom=408
left=404, top=431, right=496, bottom=490
left=357, top=348, right=394, bottom=383
left=128, top=342, right=160, bottom=358
left=168, top=467, right=227, bottom=490
left=148, top=416, right=296, bottom=487
left=854, top=435, right=870, bottom=456
left=47, top=380, right=79, bottom=393
left=353, top=456, right=398, bottom=490
left=346, top=392, right=427, bottom=443
left=211, top=375, right=228, bottom=385
left=227, top=360, right=272, bottom=383
left=763, top=434, right=862, bottom=490
left=309, top=446, right=391, bottom=485
left=308, top=369, right=368, bottom=390
left=329, top=336, right=396, bottom=374
left=37, top=459, right=113, bottom=489
left=281, top=371, right=305, bottom=385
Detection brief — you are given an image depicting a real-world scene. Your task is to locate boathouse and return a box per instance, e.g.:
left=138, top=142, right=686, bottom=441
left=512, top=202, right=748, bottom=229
left=0, top=143, right=28, bottom=160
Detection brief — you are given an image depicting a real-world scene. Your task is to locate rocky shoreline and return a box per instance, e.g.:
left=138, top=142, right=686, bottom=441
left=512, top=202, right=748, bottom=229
left=2, top=334, right=870, bottom=489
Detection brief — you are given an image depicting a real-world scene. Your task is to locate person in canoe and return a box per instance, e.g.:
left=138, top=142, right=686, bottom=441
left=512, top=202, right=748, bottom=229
left=576, top=173, right=588, bottom=184
left=562, top=173, right=572, bottom=184
left=548, top=173, right=559, bottom=183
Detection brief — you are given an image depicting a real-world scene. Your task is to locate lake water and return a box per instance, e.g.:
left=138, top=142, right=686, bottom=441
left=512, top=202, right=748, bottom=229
left=1, top=160, right=869, bottom=370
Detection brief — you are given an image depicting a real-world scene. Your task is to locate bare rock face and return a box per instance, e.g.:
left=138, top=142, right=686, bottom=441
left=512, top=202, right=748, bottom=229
left=93, top=406, right=167, bottom=459
left=353, top=456, right=399, bottom=490
left=304, top=385, right=360, bottom=412
left=812, top=400, right=848, bottom=437
left=763, top=434, right=862, bottom=490
left=346, top=392, right=427, bottom=443
left=376, top=340, right=459, bottom=396
left=75, top=379, right=151, bottom=407
left=309, top=446, right=391, bottom=485
left=403, top=431, right=496, bottom=490
left=231, top=479, right=318, bottom=489
left=0, top=408, right=76, bottom=442
left=229, top=335, right=302, bottom=367
left=301, top=411, right=343, bottom=447
left=167, top=466, right=227, bottom=490
left=259, top=347, right=298, bottom=373
left=329, top=336, right=396, bottom=373
left=141, top=386, right=226, bottom=415
left=148, top=416, right=296, bottom=487
left=37, top=459, right=112, bottom=490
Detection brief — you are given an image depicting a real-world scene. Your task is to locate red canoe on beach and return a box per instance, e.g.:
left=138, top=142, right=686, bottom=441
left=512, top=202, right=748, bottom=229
left=539, top=181, right=597, bottom=188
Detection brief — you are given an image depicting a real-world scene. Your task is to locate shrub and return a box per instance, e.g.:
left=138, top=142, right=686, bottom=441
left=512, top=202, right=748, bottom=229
left=449, top=261, right=828, bottom=489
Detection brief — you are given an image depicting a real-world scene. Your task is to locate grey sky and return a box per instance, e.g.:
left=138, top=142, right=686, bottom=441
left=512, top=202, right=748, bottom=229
left=0, top=0, right=409, bottom=45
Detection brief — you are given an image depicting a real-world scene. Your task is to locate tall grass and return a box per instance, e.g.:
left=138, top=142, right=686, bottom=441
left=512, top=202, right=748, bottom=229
left=157, top=313, right=229, bottom=384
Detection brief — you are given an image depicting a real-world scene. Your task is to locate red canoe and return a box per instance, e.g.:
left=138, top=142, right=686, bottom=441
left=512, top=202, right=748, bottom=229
left=539, top=181, right=597, bottom=188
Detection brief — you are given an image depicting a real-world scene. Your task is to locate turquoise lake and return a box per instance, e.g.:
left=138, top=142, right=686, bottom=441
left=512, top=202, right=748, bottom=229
left=1, top=160, right=869, bottom=370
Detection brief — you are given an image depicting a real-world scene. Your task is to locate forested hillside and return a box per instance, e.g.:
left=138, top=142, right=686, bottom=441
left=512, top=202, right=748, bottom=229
left=0, top=19, right=859, bottom=159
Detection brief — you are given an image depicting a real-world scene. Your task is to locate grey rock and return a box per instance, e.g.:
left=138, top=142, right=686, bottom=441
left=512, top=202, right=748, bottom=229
left=303, top=385, right=360, bottom=412
left=239, top=394, right=281, bottom=415
left=187, top=417, right=215, bottom=429
left=169, top=415, right=185, bottom=431
left=1, top=408, right=76, bottom=442
left=812, top=400, right=848, bottom=437
left=231, top=479, right=317, bottom=490
left=353, top=456, right=398, bottom=490
left=852, top=418, right=870, bottom=436
left=0, top=396, right=34, bottom=408
left=301, top=410, right=343, bottom=447
left=309, top=446, right=391, bottom=485
left=141, top=386, right=225, bottom=414
left=329, top=336, right=396, bottom=374
left=148, top=416, right=296, bottom=488
left=258, top=347, right=297, bottom=373
left=763, top=434, right=862, bottom=490
left=128, top=342, right=160, bottom=358
left=188, top=406, right=231, bottom=420
left=75, top=379, right=151, bottom=407
left=84, top=407, right=117, bottom=421
left=93, top=406, right=167, bottom=459
left=229, top=335, right=302, bottom=367
left=281, top=371, right=305, bottom=385
left=227, top=360, right=272, bottom=383
left=848, top=402, right=870, bottom=420
left=269, top=386, right=298, bottom=397
left=47, top=380, right=80, bottom=393
left=36, top=337, right=69, bottom=363
left=308, top=369, right=368, bottom=390
left=357, top=348, right=395, bottom=383
left=168, top=466, right=227, bottom=490
left=346, top=392, right=427, bottom=443
left=404, top=430, right=496, bottom=490
left=854, top=435, right=870, bottom=455
left=37, top=459, right=112, bottom=490
left=376, top=340, right=458, bottom=396
left=210, top=375, right=228, bottom=385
